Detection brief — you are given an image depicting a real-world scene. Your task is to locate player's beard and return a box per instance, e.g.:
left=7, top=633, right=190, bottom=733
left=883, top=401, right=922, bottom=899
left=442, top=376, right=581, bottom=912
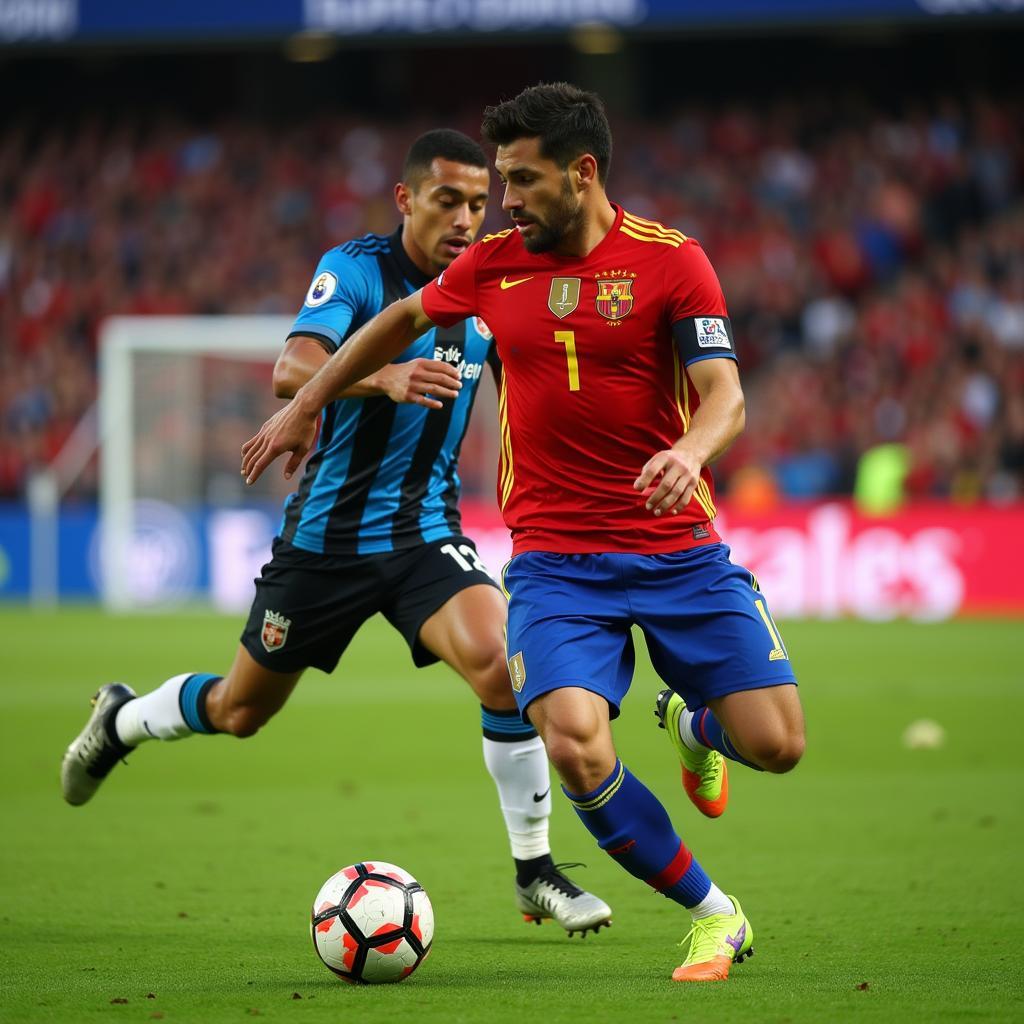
left=520, top=175, right=584, bottom=254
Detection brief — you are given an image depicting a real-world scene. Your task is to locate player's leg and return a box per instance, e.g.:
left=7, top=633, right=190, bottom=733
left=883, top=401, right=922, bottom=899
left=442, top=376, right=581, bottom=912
left=526, top=686, right=752, bottom=981
left=418, top=583, right=555, bottom=868
left=61, top=540, right=362, bottom=806
left=641, top=546, right=804, bottom=816
left=506, top=551, right=752, bottom=979
left=61, top=647, right=303, bottom=807
left=121, top=645, right=305, bottom=740
left=389, top=536, right=611, bottom=934
left=705, top=683, right=805, bottom=774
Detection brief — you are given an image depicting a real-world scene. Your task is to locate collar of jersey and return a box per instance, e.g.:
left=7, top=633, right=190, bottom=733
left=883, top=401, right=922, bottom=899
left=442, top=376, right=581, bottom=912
left=389, top=226, right=434, bottom=291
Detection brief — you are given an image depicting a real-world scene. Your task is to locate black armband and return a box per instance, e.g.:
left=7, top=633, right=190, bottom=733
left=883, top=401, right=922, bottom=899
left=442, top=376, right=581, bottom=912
left=672, top=316, right=737, bottom=364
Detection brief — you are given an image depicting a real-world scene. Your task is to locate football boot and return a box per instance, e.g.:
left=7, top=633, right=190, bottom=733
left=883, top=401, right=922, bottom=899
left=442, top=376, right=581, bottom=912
left=516, top=862, right=612, bottom=937
left=672, top=896, right=754, bottom=982
left=61, top=683, right=137, bottom=805
left=655, top=688, right=729, bottom=818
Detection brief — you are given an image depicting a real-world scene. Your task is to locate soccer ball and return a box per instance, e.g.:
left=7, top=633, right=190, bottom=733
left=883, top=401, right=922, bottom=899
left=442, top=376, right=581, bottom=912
left=310, top=862, right=434, bottom=984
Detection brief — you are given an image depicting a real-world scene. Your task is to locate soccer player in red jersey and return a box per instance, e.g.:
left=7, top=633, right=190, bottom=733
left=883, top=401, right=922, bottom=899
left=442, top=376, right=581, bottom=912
left=242, top=84, right=807, bottom=983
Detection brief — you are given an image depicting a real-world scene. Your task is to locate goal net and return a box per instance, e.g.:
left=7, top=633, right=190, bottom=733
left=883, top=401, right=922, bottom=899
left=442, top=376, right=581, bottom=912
left=97, top=315, right=505, bottom=611
left=99, top=316, right=292, bottom=610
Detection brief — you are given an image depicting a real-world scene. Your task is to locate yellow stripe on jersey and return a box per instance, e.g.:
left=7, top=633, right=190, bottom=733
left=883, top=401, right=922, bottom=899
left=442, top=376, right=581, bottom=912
left=696, top=478, right=717, bottom=519
left=622, top=212, right=688, bottom=241
left=624, top=210, right=686, bottom=231
left=498, top=377, right=511, bottom=494
left=621, top=213, right=688, bottom=247
left=498, top=375, right=515, bottom=509
left=481, top=228, right=514, bottom=244
left=673, top=349, right=717, bottom=520
left=674, top=348, right=691, bottom=432
left=620, top=225, right=682, bottom=248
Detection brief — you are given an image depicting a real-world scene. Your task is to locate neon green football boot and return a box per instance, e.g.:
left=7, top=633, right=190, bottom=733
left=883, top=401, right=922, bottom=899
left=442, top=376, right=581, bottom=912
left=672, top=896, right=754, bottom=982
left=655, top=689, right=728, bottom=818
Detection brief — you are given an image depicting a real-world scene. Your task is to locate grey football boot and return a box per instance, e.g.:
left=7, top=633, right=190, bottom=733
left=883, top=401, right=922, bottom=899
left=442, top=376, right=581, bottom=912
left=61, top=683, right=137, bottom=805
left=516, top=863, right=612, bottom=937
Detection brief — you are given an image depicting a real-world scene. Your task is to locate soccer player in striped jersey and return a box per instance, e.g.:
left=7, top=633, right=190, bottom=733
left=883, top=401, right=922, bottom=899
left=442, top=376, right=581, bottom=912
left=240, top=86, right=807, bottom=983
left=61, top=129, right=611, bottom=936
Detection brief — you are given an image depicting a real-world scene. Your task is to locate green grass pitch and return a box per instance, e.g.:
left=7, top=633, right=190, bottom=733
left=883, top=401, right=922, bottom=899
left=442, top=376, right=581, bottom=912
left=2, top=609, right=1021, bottom=1023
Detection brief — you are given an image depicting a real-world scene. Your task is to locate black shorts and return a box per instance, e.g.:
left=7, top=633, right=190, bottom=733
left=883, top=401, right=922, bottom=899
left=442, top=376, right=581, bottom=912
left=240, top=535, right=500, bottom=674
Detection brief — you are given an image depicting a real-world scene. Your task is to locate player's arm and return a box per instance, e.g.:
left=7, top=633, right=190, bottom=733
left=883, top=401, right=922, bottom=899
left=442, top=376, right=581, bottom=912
left=635, top=357, right=745, bottom=516
left=273, top=334, right=462, bottom=404
left=242, top=292, right=445, bottom=483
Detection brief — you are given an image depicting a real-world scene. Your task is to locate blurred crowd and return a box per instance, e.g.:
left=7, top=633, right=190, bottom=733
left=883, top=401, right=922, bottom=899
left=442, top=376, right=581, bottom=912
left=1, top=93, right=1022, bottom=507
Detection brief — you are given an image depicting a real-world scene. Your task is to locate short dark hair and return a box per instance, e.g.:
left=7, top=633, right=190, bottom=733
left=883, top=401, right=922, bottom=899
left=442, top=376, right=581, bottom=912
left=402, top=129, right=488, bottom=189
left=481, top=82, right=612, bottom=182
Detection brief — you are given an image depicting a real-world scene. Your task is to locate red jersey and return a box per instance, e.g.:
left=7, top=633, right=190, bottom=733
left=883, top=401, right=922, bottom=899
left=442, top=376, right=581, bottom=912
left=421, top=204, right=737, bottom=555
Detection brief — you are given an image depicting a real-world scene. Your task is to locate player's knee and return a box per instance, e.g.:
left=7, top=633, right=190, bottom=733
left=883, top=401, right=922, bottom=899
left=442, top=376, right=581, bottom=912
left=468, top=647, right=517, bottom=710
left=753, top=731, right=805, bottom=774
left=219, top=703, right=274, bottom=738
left=542, top=732, right=581, bottom=777
left=540, top=726, right=609, bottom=793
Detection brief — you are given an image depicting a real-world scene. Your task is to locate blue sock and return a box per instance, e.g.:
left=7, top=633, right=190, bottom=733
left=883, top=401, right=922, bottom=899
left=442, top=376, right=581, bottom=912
left=564, top=760, right=713, bottom=908
left=691, top=706, right=762, bottom=771
left=178, top=673, right=221, bottom=735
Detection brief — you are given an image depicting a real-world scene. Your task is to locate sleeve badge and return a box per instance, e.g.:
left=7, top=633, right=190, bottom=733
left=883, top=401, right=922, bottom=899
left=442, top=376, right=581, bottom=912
left=306, top=271, right=338, bottom=308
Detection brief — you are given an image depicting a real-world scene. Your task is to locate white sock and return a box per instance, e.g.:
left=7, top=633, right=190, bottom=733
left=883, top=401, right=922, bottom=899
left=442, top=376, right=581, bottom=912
left=482, top=736, right=552, bottom=860
left=679, top=708, right=710, bottom=754
left=690, top=885, right=735, bottom=920
left=115, top=673, right=197, bottom=745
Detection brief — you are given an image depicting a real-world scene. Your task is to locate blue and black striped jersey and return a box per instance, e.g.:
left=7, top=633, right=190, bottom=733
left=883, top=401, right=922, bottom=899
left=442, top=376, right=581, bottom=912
left=279, top=227, right=496, bottom=555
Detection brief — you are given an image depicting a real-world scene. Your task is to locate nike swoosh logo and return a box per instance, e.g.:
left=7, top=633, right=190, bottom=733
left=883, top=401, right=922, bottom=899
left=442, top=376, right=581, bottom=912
left=500, top=276, right=533, bottom=290
left=532, top=788, right=550, bottom=803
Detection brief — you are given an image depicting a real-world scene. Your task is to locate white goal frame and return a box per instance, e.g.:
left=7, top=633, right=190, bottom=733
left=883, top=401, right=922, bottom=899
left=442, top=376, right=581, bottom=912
left=98, top=316, right=291, bottom=610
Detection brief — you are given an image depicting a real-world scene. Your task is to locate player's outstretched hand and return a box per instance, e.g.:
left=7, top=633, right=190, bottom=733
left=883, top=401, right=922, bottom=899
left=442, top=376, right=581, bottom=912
left=634, top=449, right=701, bottom=516
left=380, top=358, right=462, bottom=408
left=241, top=397, right=320, bottom=485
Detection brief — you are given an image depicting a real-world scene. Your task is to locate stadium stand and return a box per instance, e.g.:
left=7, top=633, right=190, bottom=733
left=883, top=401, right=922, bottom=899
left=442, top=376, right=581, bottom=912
left=1, top=94, right=1021, bottom=503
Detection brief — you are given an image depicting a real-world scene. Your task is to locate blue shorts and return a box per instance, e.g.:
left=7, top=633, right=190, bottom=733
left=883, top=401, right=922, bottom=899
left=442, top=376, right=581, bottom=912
left=501, top=544, right=796, bottom=720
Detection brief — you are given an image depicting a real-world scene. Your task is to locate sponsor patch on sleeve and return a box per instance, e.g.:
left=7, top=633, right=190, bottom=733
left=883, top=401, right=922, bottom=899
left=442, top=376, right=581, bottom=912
left=305, top=271, right=338, bottom=308
left=673, top=315, right=737, bottom=363
left=695, top=317, right=731, bottom=348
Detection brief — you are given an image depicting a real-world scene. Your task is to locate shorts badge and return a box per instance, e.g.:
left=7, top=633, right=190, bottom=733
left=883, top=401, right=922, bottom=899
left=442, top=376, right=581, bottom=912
left=595, top=271, right=636, bottom=322
left=261, top=610, right=291, bottom=653
left=508, top=651, right=527, bottom=692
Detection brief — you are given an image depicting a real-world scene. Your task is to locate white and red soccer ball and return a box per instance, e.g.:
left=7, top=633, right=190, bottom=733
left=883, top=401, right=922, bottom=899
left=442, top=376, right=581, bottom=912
left=311, top=862, right=433, bottom=984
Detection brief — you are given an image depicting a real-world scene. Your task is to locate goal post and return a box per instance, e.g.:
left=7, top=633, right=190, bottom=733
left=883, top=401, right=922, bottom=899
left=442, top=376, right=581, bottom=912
left=98, top=316, right=291, bottom=610
left=97, top=314, right=505, bottom=611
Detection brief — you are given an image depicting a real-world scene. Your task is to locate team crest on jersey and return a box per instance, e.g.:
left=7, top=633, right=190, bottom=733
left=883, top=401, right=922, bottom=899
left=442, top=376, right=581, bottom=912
left=594, top=271, right=637, bottom=322
left=306, top=271, right=337, bottom=307
left=261, top=610, right=291, bottom=653
left=548, top=278, right=580, bottom=319
left=508, top=651, right=527, bottom=692
left=474, top=317, right=493, bottom=340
